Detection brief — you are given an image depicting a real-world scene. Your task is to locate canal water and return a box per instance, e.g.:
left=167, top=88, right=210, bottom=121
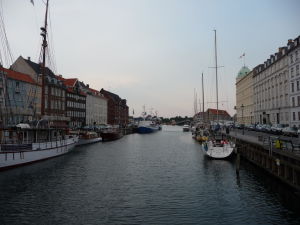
left=0, top=126, right=300, bottom=225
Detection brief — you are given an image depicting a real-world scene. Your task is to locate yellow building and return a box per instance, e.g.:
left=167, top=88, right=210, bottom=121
left=236, top=66, right=254, bottom=124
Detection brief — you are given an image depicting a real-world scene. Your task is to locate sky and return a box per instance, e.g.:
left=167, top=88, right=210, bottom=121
left=1, top=0, right=300, bottom=118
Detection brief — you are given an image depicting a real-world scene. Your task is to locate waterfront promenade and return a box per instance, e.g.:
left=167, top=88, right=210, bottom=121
left=224, top=128, right=300, bottom=192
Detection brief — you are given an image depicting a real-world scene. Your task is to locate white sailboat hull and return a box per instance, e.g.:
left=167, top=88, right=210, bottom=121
left=201, top=142, right=234, bottom=159
left=0, top=136, right=78, bottom=170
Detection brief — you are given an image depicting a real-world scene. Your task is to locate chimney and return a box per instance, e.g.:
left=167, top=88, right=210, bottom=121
left=27, top=57, right=31, bottom=61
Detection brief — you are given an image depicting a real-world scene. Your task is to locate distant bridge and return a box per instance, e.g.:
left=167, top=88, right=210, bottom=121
left=175, top=120, right=191, bottom=125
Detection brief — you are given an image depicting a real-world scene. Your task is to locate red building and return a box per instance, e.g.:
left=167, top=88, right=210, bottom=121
left=194, top=108, right=232, bottom=122
left=100, top=88, right=129, bottom=126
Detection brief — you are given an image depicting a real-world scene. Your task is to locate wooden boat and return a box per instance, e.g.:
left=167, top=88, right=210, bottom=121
left=77, top=131, right=102, bottom=146
left=100, top=126, right=123, bottom=141
left=0, top=0, right=79, bottom=171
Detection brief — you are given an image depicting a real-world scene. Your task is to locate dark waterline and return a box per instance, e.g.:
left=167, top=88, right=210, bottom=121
left=0, top=126, right=299, bottom=225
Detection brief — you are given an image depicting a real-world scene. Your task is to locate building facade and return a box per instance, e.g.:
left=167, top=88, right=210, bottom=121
left=57, top=77, right=86, bottom=129
left=85, top=88, right=107, bottom=126
left=78, top=82, right=107, bottom=126
left=235, top=66, right=254, bottom=124
left=0, top=67, right=41, bottom=126
left=253, top=47, right=289, bottom=125
left=288, top=36, right=300, bottom=127
left=12, top=56, right=69, bottom=128
left=100, top=88, right=129, bottom=126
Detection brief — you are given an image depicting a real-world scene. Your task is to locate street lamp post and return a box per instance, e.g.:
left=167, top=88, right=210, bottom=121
left=241, top=104, right=244, bottom=135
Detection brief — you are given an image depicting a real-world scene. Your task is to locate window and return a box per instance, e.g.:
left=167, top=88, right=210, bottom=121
left=298, top=112, right=300, bottom=120
left=298, top=96, right=300, bottom=106
left=293, top=112, right=296, bottom=121
left=292, top=83, right=294, bottom=92
left=296, top=65, right=299, bottom=75
left=290, top=55, right=294, bottom=64
left=297, top=81, right=300, bottom=91
left=291, top=67, right=294, bottom=77
left=292, top=97, right=295, bottom=106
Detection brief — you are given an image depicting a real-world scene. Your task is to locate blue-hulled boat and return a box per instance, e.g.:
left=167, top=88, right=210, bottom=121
left=137, top=120, right=160, bottom=134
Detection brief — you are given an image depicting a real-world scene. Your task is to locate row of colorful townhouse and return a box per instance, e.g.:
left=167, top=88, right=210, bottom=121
left=0, top=56, right=129, bottom=129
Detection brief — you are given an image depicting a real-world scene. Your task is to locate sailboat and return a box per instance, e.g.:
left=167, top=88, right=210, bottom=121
left=201, top=30, right=234, bottom=159
left=0, top=0, right=78, bottom=170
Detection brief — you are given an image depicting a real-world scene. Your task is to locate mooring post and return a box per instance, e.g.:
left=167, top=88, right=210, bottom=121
left=236, top=145, right=240, bottom=175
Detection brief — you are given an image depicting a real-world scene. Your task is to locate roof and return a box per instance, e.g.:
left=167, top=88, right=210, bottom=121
left=236, top=66, right=250, bottom=79
left=88, top=88, right=106, bottom=99
left=67, top=87, right=86, bottom=96
left=64, top=78, right=77, bottom=87
left=100, top=88, right=124, bottom=103
left=1, top=67, right=37, bottom=85
left=207, top=108, right=230, bottom=116
left=24, top=58, right=56, bottom=78
left=56, top=76, right=78, bottom=87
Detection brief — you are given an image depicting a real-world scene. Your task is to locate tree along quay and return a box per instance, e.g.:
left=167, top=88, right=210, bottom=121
left=226, top=131, right=300, bottom=192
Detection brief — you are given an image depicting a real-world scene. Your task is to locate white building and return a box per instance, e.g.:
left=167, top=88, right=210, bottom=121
left=288, top=36, right=300, bottom=127
left=85, top=87, right=107, bottom=126
left=253, top=47, right=290, bottom=125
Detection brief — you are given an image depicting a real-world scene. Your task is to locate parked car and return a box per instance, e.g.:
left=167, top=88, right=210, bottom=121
left=247, top=124, right=255, bottom=131
left=255, top=124, right=264, bottom=132
left=282, top=127, right=298, bottom=137
left=261, top=124, right=272, bottom=133
left=270, top=124, right=285, bottom=134
left=234, top=123, right=241, bottom=129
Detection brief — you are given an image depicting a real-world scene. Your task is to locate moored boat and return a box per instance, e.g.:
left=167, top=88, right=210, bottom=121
left=0, top=125, right=78, bottom=170
left=77, top=131, right=102, bottom=146
left=137, top=120, right=160, bottom=134
left=201, top=30, right=235, bottom=159
left=183, top=124, right=190, bottom=132
left=100, top=126, right=123, bottom=141
left=201, top=132, right=234, bottom=159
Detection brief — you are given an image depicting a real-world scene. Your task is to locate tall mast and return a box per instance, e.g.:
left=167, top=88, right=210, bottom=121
left=41, top=0, right=49, bottom=116
left=213, top=29, right=219, bottom=123
left=202, top=72, right=204, bottom=123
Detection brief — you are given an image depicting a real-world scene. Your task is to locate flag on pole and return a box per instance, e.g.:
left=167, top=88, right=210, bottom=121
left=133, top=109, right=134, bottom=115
left=30, top=0, right=34, bottom=6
